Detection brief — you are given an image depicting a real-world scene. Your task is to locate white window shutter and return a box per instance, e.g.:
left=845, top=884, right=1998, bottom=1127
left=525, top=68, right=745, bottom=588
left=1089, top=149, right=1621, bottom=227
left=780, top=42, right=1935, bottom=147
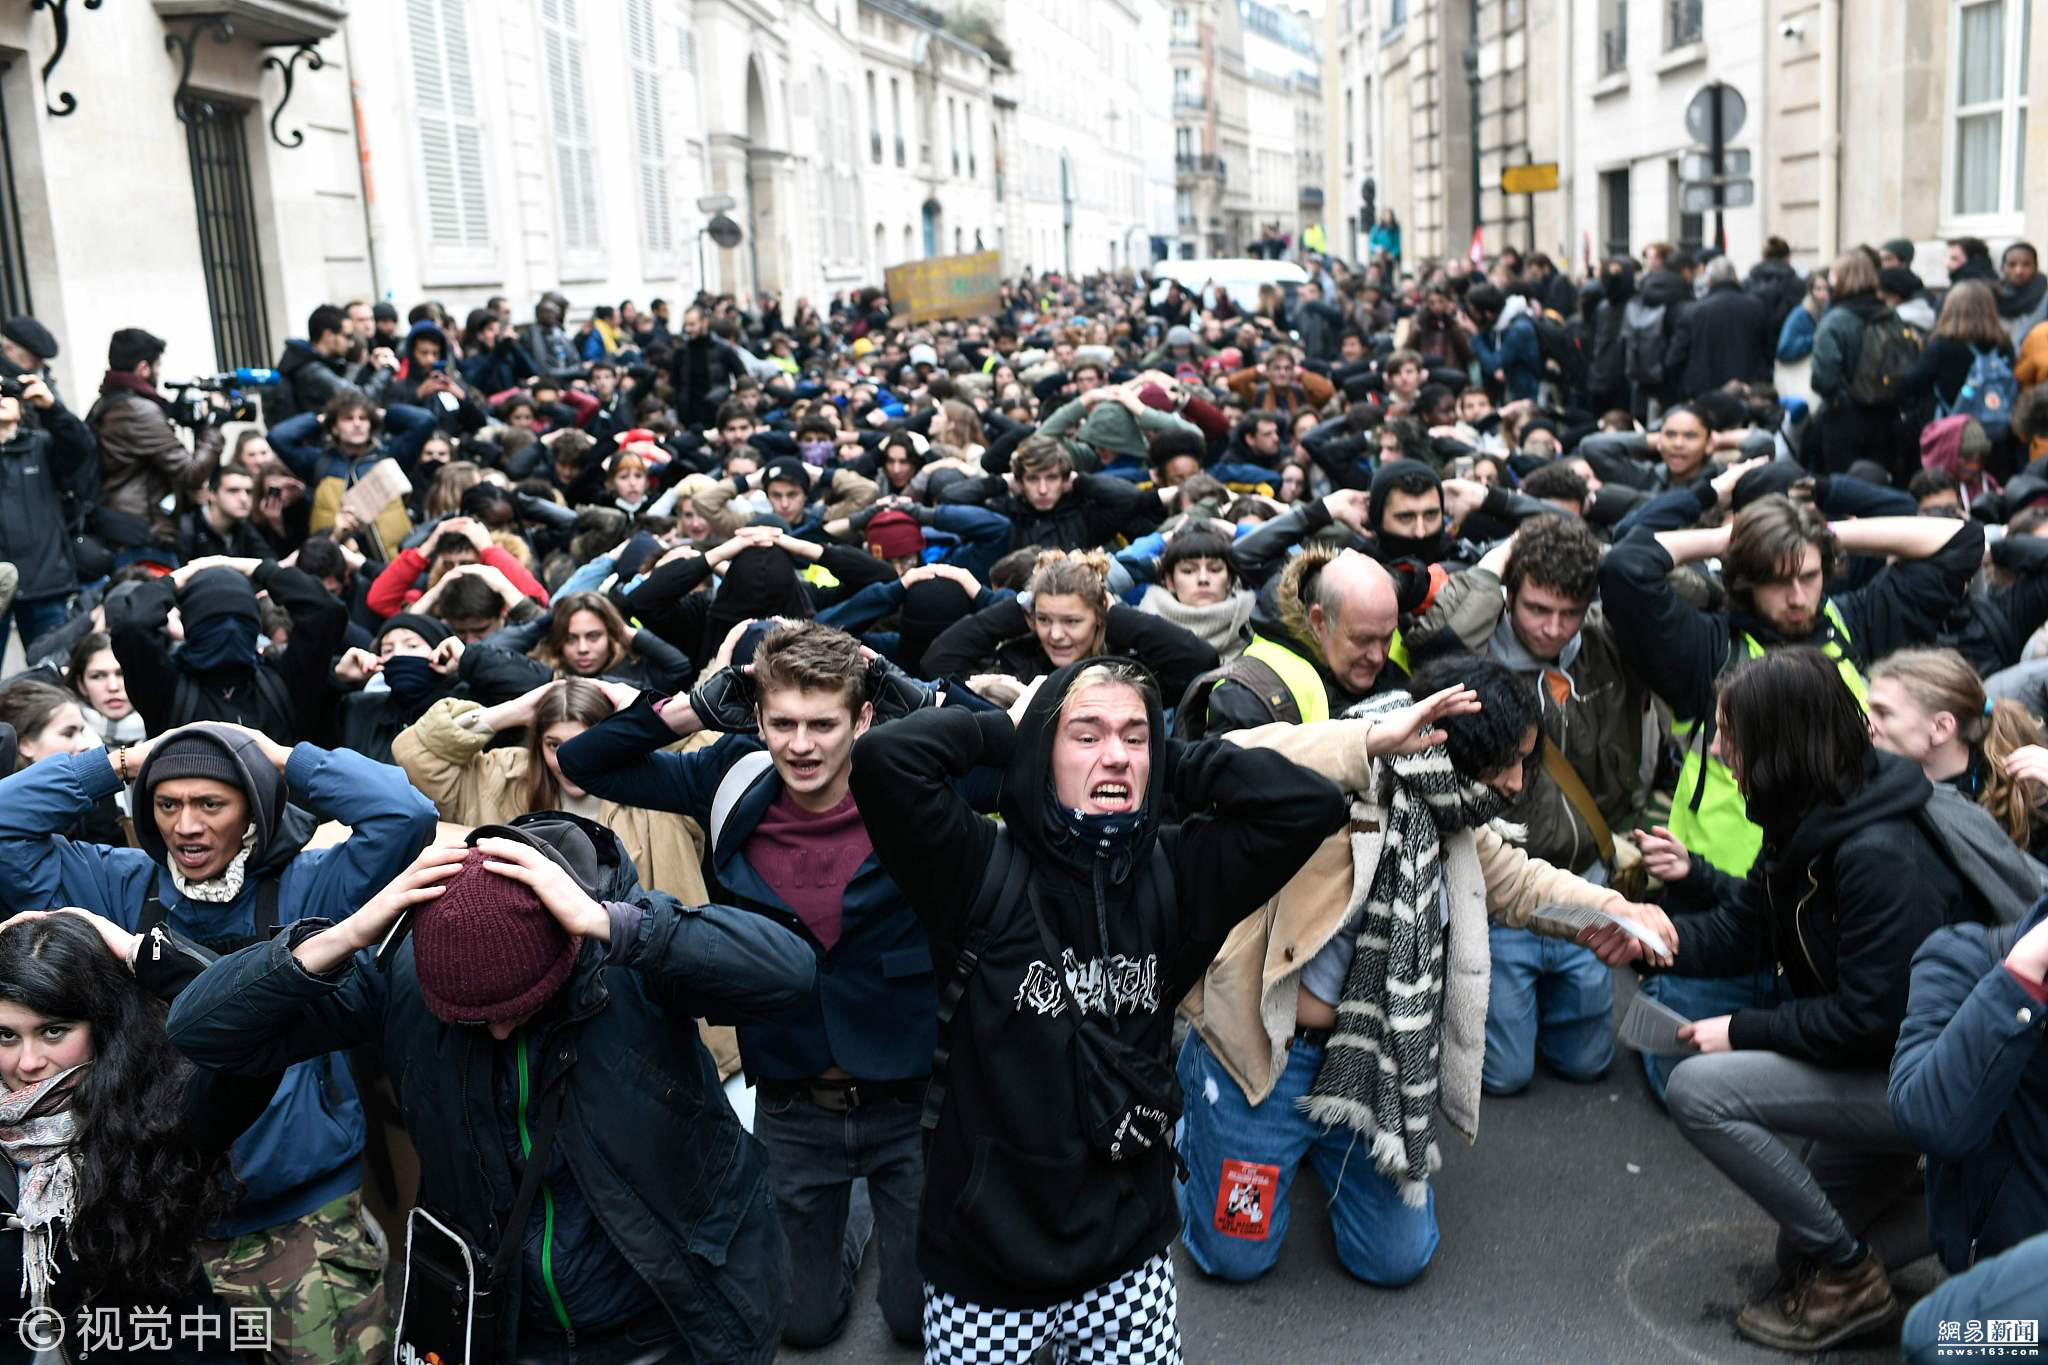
left=408, top=0, right=493, bottom=259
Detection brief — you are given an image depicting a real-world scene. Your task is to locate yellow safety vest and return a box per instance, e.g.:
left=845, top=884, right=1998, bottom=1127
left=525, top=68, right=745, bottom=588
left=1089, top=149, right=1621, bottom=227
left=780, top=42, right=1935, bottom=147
left=799, top=562, right=841, bottom=590
left=1669, top=600, right=1868, bottom=875
left=1386, top=627, right=1410, bottom=676
left=1241, top=634, right=1330, bottom=725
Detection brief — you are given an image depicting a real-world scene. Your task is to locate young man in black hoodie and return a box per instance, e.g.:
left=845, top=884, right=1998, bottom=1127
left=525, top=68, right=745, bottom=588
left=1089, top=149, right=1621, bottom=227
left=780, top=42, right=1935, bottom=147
left=848, top=656, right=1346, bottom=1362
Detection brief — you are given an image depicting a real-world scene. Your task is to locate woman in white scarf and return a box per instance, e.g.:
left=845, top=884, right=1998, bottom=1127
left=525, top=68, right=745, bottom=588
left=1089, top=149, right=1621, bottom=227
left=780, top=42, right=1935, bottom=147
left=1135, top=527, right=1256, bottom=662
left=0, top=906, right=272, bottom=1359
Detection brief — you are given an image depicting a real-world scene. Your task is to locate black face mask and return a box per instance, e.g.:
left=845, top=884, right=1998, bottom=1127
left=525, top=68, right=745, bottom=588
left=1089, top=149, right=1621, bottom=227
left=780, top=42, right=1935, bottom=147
left=1377, top=527, right=1455, bottom=565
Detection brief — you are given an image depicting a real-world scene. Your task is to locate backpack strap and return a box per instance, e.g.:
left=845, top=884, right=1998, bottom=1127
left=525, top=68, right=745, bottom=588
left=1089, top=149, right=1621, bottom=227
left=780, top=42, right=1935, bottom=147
left=922, top=827, right=1028, bottom=1138
left=707, top=748, right=776, bottom=852
left=138, top=869, right=284, bottom=953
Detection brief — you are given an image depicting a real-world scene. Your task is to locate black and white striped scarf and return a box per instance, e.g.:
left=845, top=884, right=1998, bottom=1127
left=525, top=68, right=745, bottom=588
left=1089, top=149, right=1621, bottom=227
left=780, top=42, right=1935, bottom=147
left=1297, top=692, right=1512, bottom=1206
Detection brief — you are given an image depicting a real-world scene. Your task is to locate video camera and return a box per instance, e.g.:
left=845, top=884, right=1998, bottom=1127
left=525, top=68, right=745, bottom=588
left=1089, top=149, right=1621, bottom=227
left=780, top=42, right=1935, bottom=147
left=168, top=368, right=277, bottom=426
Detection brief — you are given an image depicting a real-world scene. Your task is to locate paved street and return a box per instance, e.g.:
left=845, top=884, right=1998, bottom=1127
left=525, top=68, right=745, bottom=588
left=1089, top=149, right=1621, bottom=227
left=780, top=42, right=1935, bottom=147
left=798, top=972, right=1937, bottom=1364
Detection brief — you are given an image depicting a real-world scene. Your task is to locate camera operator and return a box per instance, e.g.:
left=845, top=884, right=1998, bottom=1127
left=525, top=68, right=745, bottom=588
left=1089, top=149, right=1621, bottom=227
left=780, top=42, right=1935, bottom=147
left=87, top=327, right=225, bottom=553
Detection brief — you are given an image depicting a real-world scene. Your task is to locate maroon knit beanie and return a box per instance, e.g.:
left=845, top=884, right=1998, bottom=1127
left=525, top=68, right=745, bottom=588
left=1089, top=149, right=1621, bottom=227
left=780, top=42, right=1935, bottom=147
left=864, top=509, right=925, bottom=561
left=413, top=849, right=581, bottom=1024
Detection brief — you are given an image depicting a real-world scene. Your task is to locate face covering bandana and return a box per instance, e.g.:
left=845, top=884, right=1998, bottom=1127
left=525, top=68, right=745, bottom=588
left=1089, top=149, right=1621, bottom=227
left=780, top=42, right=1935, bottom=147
left=177, top=615, right=261, bottom=674
left=1377, top=529, right=1456, bottom=565
left=382, top=653, right=440, bottom=701
left=799, top=439, right=835, bottom=467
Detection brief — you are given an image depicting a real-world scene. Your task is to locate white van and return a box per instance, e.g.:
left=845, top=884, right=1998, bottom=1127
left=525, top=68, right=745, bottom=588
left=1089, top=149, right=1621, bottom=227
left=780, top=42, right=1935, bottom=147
left=1148, top=257, right=1310, bottom=309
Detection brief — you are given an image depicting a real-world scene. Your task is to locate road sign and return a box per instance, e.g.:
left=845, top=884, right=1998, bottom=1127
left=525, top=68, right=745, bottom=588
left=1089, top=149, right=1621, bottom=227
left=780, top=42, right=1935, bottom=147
left=1681, top=179, right=1754, bottom=213
left=1684, top=82, right=1746, bottom=147
left=696, top=194, right=736, bottom=214
left=1501, top=162, right=1559, bottom=194
left=1680, top=148, right=1750, bottom=181
left=706, top=213, right=744, bottom=249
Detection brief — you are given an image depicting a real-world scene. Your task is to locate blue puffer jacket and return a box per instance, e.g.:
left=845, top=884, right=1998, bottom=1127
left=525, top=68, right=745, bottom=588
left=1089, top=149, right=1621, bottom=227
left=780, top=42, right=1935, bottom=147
left=0, top=737, right=439, bottom=1234
left=1890, top=896, right=2048, bottom=1271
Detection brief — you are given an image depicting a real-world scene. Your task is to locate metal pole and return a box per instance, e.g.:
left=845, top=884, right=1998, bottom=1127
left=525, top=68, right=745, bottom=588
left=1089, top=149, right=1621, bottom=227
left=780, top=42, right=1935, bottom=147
left=1709, top=82, right=1726, bottom=252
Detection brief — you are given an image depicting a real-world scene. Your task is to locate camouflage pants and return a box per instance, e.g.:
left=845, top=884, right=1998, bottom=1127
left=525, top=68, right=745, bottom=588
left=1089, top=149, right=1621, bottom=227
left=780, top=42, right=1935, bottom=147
left=198, top=1190, right=392, bottom=1365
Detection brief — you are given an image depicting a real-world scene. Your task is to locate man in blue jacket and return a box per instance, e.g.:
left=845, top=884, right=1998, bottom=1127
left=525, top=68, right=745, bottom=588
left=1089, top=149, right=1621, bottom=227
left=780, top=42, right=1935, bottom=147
left=0, top=720, right=439, bottom=1364
left=1890, top=898, right=2048, bottom=1360
left=557, top=623, right=934, bottom=1349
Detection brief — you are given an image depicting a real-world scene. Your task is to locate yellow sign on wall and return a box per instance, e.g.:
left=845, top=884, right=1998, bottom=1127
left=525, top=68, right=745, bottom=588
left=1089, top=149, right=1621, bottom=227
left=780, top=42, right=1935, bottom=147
left=1501, top=162, right=1560, bottom=194
left=885, top=251, right=1004, bottom=322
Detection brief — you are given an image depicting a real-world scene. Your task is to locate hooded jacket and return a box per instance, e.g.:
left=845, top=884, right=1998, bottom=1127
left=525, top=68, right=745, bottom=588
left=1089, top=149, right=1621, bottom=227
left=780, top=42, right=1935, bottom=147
left=0, top=733, right=439, bottom=1234
left=1889, top=896, right=2048, bottom=1271
left=107, top=562, right=348, bottom=745
left=848, top=660, right=1344, bottom=1307
left=274, top=338, right=353, bottom=421
left=164, top=815, right=815, bottom=1361
left=1663, top=750, right=1974, bottom=1067
left=921, top=598, right=1219, bottom=701
left=0, top=403, right=94, bottom=600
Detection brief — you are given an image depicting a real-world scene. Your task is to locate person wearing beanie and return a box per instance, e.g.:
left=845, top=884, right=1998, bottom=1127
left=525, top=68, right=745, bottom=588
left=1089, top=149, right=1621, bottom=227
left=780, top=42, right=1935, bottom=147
left=1878, top=263, right=1937, bottom=331
left=863, top=507, right=926, bottom=573
left=690, top=449, right=880, bottom=541
left=167, top=818, right=817, bottom=1362
left=1035, top=380, right=1205, bottom=478
left=0, top=718, right=441, bottom=1361
left=556, top=623, right=941, bottom=1349
left=105, top=554, right=349, bottom=745
left=324, top=608, right=467, bottom=764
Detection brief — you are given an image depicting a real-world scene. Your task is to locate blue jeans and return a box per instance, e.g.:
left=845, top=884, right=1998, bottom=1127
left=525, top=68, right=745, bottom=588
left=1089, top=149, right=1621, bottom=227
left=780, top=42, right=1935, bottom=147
left=2, top=594, right=71, bottom=662
left=1175, top=1032, right=1439, bottom=1286
left=1481, top=925, right=1615, bottom=1096
left=1637, top=969, right=1783, bottom=1104
left=1904, top=1230, right=2048, bottom=1363
left=752, top=1088, right=923, bottom=1348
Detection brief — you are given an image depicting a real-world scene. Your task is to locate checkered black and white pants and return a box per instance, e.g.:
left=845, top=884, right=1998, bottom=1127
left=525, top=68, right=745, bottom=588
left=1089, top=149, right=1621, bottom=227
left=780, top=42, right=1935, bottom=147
left=920, top=1250, right=1182, bottom=1364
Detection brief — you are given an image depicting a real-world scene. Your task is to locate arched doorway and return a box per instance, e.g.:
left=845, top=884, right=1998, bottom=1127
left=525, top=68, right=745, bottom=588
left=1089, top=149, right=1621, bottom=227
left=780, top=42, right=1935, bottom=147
left=921, top=198, right=943, bottom=258
left=745, top=59, right=780, bottom=291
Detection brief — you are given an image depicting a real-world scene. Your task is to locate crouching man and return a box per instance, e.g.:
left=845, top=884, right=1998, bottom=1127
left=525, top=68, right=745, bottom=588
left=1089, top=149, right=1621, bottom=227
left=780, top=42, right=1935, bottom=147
left=166, top=817, right=817, bottom=1362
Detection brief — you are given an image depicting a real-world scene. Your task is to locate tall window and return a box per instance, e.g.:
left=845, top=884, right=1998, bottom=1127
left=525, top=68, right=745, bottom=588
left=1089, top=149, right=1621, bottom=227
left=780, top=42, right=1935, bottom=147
left=1669, top=158, right=1703, bottom=251
left=539, top=0, right=602, bottom=259
left=1601, top=166, right=1631, bottom=260
left=1176, top=127, right=1194, bottom=161
left=948, top=97, right=960, bottom=175
left=1664, top=0, right=1701, bottom=48
left=1600, top=0, right=1628, bottom=74
left=1951, top=0, right=2032, bottom=220
left=625, top=0, right=673, bottom=270
left=179, top=98, right=270, bottom=368
left=890, top=77, right=905, bottom=165
left=867, top=71, right=882, bottom=162
left=407, top=0, right=494, bottom=269
left=837, top=83, right=859, bottom=260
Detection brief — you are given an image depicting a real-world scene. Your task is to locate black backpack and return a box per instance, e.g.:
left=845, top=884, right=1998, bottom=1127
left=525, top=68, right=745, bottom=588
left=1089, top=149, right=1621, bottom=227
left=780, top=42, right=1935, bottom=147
left=1530, top=311, right=1589, bottom=392
left=1622, top=297, right=1668, bottom=388
left=1847, top=309, right=1923, bottom=406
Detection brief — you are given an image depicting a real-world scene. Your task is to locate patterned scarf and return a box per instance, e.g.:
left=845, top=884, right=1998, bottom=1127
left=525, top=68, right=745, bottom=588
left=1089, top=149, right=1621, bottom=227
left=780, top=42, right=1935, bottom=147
left=0, top=1067, right=87, bottom=1310
left=170, top=822, right=257, bottom=904
left=1297, top=693, right=1511, bottom=1206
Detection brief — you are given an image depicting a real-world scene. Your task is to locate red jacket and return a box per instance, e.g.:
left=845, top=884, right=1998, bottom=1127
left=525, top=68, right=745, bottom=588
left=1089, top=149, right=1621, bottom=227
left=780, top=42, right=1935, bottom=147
left=366, top=543, right=549, bottom=618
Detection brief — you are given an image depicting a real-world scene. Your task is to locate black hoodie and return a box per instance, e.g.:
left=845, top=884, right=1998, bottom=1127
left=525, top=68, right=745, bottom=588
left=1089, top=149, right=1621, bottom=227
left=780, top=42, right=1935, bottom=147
left=1665, top=750, right=1974, bottom=1067
left=848, top=659, right=1343, bottom=1307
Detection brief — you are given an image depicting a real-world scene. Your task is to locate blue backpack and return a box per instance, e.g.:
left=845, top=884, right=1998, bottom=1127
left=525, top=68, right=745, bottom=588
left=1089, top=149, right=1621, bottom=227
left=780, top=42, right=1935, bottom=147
left=1941, top=344, right=2019, bottom=440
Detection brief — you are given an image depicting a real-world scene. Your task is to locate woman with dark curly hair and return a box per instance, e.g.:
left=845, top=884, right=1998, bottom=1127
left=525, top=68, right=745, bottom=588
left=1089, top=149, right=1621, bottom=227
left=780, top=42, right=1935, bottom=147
left=0, top=907, right=276, bottom=1359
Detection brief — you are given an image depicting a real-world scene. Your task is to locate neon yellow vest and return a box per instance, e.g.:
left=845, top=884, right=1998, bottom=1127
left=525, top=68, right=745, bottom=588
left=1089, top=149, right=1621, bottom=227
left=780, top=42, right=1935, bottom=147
left=1241, top=634, right=1330, bottom=725
left=1669, top=600, right=1868, bottom=875
left=1387, top=627, right=1410, bottom=675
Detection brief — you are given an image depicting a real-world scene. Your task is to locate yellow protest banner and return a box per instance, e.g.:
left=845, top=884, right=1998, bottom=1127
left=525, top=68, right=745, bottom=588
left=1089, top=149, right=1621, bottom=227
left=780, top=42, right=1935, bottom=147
left=884, top=251, right=1004, bottom=322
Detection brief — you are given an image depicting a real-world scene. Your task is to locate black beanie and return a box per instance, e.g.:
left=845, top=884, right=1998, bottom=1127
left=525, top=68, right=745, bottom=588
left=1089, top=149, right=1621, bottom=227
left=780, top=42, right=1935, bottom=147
left=1368, top=459, right=1444, bottom=529
left=375, top=611, right=454, bottom=651
left=897, top=579, right=974, bottom=678
left=142, top=732, right=246, bottom=792
left=178, top=568, right=261, bottom=625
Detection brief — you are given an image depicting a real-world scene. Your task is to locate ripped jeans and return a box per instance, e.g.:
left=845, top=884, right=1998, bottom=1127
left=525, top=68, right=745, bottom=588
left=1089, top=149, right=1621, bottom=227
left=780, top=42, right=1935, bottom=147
left=1175, top=1033, right=1440, bottom=1286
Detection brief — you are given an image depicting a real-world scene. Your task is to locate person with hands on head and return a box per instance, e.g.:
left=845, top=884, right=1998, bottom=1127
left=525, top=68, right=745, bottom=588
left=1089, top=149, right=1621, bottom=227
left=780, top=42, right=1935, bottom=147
left=845, top=650, right=1350, bottom=1363
left=164, top=816, right=816, bottom=1363
left=554, top=623, right=941, bottom=1349
left=107, top=553, right=348, bottom=746
left=0, top=717, right=438, bottom=1364
left=1177, top=653, right=1673, bottom=1293
left=366, top=511, right=548, bottom=620
left=0, top=904, right=281, bottom=1362
left=1616, top=649, right=1996, bottom=1353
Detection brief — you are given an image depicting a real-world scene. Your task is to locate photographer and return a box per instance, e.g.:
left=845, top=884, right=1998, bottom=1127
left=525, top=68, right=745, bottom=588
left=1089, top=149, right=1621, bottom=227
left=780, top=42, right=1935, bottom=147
left=87, top=327, right=226, bottom=551
left=0, top=372, right=94, bottom=657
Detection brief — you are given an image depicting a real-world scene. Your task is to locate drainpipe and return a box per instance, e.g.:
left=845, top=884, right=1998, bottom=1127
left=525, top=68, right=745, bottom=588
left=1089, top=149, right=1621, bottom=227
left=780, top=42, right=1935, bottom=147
left=1817, top=0, right=1841, bottom=258
left=342, top=22, right=383, bottom=300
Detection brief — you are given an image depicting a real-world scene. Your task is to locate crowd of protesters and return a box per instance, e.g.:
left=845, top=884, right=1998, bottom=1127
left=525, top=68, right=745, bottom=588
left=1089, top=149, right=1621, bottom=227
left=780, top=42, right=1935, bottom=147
left=0, top=227, right=2043, bottom=1363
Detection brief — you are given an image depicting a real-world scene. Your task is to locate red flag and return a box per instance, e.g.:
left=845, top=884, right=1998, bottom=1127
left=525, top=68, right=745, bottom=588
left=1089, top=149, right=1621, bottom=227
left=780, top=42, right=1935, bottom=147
left=1469, top=224, right=1486, bottom=265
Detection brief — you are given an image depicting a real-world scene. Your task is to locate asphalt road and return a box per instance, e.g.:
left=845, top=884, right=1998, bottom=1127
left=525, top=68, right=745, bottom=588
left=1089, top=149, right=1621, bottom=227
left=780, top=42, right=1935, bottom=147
left=789, top=971, right=1939, bottom=1365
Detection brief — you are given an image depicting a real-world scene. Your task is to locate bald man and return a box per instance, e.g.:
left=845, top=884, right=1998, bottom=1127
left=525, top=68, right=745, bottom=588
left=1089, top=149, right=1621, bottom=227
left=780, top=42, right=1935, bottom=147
left=1198, top=548, right=1404, bottom=735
